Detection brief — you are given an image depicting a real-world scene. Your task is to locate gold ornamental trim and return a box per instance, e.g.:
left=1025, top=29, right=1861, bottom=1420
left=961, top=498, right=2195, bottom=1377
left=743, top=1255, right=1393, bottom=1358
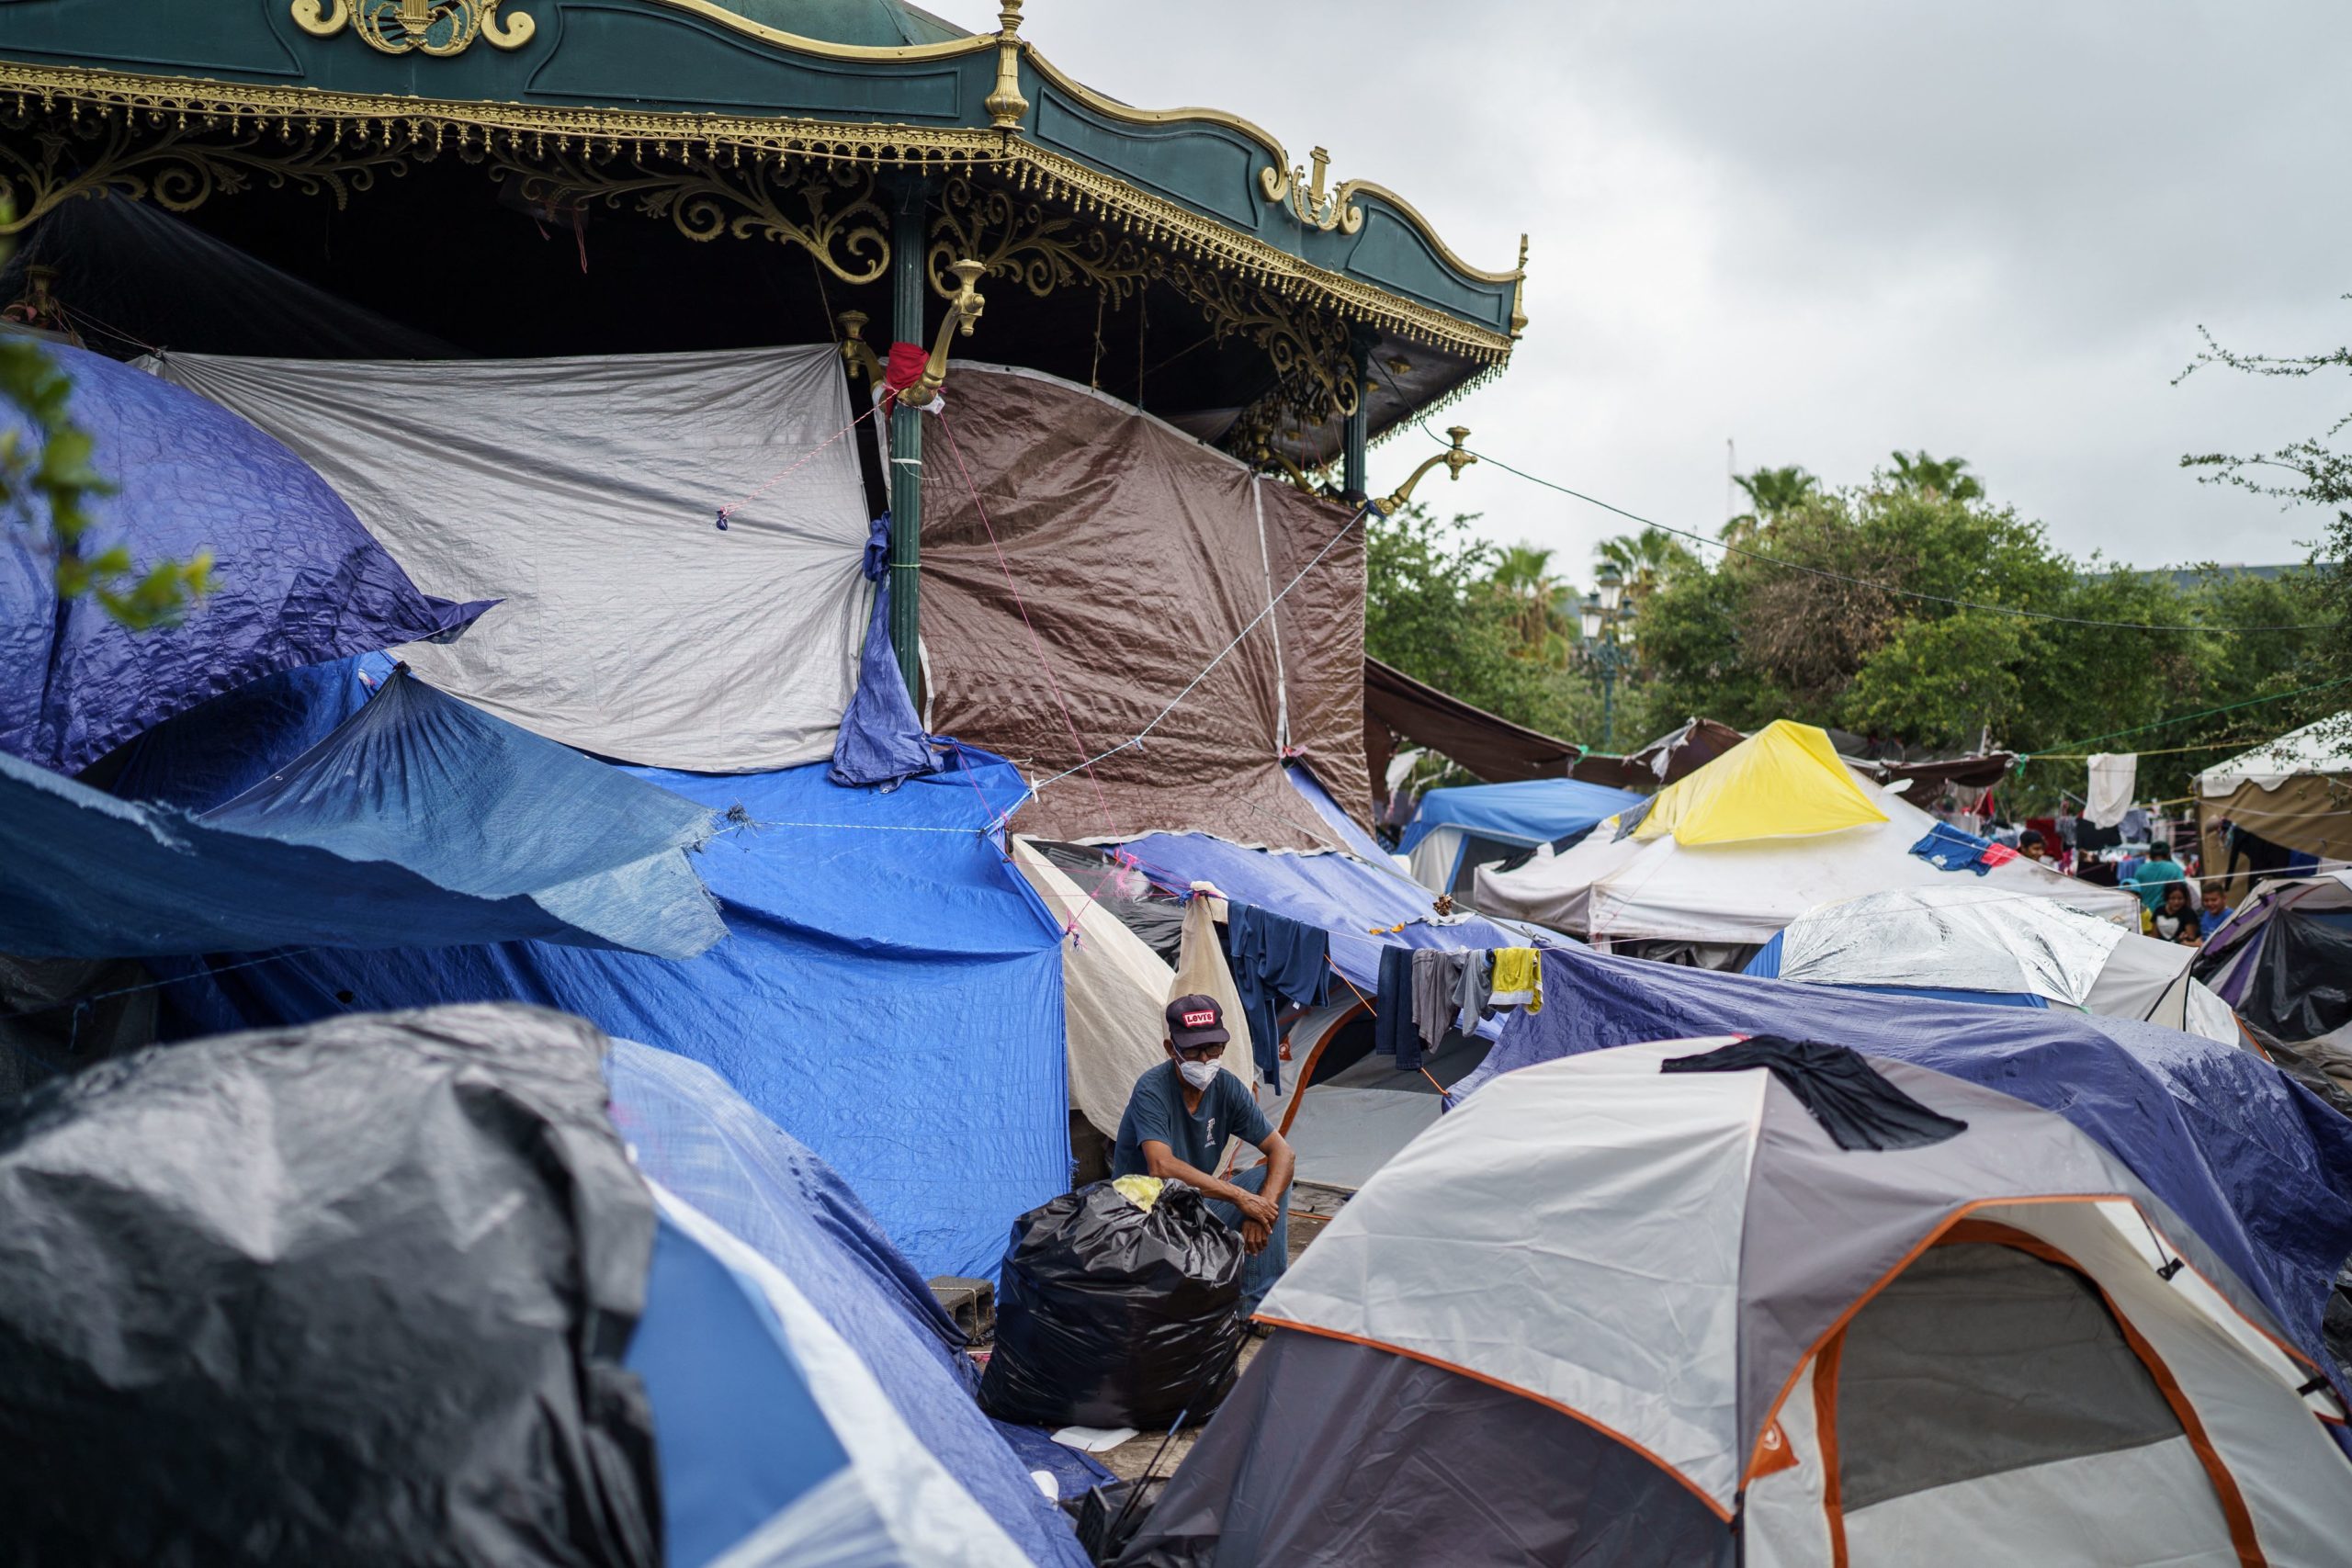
left=0, top=59, right=1515, bottom=359
left=291, top=0, right=537, bottom=57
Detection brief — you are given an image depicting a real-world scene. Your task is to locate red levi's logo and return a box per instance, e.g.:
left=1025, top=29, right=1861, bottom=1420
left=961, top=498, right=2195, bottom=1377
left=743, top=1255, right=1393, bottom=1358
left=1182, top=1010, right=1216, bottom=1028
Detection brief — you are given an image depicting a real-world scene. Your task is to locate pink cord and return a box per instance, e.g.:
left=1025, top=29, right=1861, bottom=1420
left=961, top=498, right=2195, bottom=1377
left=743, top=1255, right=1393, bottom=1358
left=714, top=402, right=879, bottom=527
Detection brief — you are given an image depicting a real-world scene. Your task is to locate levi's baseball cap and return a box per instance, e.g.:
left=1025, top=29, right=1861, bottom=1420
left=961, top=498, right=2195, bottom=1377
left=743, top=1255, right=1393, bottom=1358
left=1164, top=994, right=1230, bottom=1050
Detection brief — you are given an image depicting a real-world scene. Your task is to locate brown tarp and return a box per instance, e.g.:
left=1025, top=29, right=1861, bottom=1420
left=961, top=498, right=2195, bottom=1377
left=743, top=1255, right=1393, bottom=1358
left=2200, top=774, right=2352, bottom=905
left=1568, top=716, right=2016, bottom=796
left=1362, top=657, right=1580, bottom=802
left=920, top=367, right=1371, bottom=849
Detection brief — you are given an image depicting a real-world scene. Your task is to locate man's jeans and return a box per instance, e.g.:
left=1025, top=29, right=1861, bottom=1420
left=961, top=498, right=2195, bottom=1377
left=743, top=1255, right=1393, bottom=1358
left=1204, top=1163, right=1290, bottom=1316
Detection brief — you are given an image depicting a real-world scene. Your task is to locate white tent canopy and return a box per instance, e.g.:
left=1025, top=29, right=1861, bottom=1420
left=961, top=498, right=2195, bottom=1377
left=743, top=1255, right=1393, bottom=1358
left=1477, top=767, right=2137, bottom=947
left=1770, top=886, right=2241, bottom=1044
left=2199, top=713, right=2352, bottom=796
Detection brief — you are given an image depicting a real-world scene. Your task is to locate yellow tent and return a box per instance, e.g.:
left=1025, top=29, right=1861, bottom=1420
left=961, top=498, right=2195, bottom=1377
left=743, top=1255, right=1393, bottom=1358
left=1633, top=719, right=1889, bottom=845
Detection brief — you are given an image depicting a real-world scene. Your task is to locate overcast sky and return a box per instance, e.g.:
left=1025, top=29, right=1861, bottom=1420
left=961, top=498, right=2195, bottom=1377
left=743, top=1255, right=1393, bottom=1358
left=923, top=0, right=2352, bottom=581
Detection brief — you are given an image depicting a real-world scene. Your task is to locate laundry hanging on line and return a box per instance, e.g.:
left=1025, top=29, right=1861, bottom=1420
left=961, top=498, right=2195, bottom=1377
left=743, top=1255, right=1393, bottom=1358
left=1219, top=901, right=1329, bottom=1093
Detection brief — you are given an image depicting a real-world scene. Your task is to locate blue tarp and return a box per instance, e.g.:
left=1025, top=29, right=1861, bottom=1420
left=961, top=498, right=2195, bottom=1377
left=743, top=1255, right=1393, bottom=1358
left=1117, top=831, right=1568, bottom=996
left=1286, top=763, right=1392, bottom=863
left=163, top=744, right=1070, bottom=1282
left=1743, top=931, right=2049, bottom=1010
left=0, top=343, right=487, bottom=774
left=1395, top=777, right=1645, bottom=856
left=0, top=668, right=724, bottom=960
left=1909, top=820, right=2003, bottom=875
left=1459, top=946, right=2352, bottom=1401
left=607, top=1042, right=1088, bottom=1567
left=830, top=513, right=936, bottom=789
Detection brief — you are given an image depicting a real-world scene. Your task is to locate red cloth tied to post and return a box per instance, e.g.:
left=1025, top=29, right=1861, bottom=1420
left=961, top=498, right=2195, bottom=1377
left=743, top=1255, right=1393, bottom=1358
left=880, top=341, right=930, bottom=412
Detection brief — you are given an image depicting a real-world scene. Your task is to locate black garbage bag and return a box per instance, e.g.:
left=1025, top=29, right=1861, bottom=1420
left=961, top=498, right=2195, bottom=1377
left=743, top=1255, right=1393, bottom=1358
left=980, top=1181, right=1246, bottom=1429
left=0, top=1002, right=661, bottom=1568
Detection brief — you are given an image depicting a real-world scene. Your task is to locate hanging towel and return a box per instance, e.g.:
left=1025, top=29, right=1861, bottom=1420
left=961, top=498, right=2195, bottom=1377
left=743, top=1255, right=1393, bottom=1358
left=1453, top=949, right=1495, bottom=1035
left=1662, top=1036, right=1968, bottom=1152
left=1411, top=950, right=1471, bottom=1054
left=2085, top=753, right=2136, bottom=830
left=1490, top=948, right=1544, bottom=1012
left=1221, top=901, right=1329, bottom=1092
left=1374, top=944, right=1420, bottom=1070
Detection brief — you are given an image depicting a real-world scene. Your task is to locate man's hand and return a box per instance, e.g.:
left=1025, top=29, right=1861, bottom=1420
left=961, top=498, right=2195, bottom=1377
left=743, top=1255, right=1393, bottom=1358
left=1240, top=1215, right=1272, bottom=1256
left=1233, top=1190, right=1279, bottom=1231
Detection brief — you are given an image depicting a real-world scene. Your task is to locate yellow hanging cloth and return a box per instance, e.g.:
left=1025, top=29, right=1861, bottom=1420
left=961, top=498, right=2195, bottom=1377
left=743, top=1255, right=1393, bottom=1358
left=1491, top=947, right=1543, bottom=1013
left=1634, top=719, right=1888, bottom=846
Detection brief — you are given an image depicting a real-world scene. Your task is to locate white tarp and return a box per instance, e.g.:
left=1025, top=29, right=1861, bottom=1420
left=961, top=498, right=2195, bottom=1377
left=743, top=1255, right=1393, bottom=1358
left=153, top=346, right=870, bottom=773
left=1476, top=767, right=2139, bottom=945
left=2198, top=713, right=2352, bottom=795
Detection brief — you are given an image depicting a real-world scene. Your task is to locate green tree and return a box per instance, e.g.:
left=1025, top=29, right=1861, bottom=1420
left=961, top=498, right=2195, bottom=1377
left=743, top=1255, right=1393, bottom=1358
left=1885, top=449, right=1985, bottom=503
left=1725, top=465, right=1820, bottom=541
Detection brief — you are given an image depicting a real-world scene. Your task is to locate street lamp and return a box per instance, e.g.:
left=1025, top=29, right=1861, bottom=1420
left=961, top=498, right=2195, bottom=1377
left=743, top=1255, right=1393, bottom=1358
left=1578, top=564, right=1634, bottom=750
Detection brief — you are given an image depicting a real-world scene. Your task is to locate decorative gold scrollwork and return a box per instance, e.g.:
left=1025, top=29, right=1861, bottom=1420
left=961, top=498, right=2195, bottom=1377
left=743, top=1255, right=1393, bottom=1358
left=928, top=175, right=1159, bottom=304
left=485, top=146, right=889, bottom=284
left=292, top=0, right=536, bottom=56
left=0, top=109, right=411, bottom=237
left=928, top=174, right=1361, bottom=438
left=1257, top=146, right=1362, bottom=235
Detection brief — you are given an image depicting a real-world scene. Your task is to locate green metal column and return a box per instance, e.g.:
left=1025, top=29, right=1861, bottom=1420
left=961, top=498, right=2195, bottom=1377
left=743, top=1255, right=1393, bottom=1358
left=888, top=179, right=932, bottom=700
left=1342, top=337, right=1371, bottom=502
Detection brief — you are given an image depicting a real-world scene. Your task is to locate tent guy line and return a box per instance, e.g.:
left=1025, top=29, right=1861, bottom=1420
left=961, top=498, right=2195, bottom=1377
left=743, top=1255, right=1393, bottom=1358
left=1427, top=422, right=2333, bottom=635
left=2018, top=675, right=2352, bottom=759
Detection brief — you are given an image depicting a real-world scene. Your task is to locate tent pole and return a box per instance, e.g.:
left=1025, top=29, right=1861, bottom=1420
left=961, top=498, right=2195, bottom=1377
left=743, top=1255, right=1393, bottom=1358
left=1342, top=334, right=1371, bottom=503
left=888, top=177, right=933, bottom=703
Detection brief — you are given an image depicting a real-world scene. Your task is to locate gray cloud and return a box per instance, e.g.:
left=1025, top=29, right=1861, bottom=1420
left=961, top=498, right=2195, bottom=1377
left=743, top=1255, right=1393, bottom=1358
left=926, top=1, right=2352, bottom=578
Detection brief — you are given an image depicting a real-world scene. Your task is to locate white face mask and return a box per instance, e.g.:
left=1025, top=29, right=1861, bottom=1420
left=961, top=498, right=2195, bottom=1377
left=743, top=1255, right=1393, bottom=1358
left=1178, top=1059, right=1220, bottom=1091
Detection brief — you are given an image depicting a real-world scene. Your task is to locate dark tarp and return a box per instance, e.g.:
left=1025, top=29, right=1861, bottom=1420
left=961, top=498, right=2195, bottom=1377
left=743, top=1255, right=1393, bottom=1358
left=0, top=342, right=486, bottom=775
left=829, top=513, right=936, bottom=788
left=1566, top=716, right=1747, bottom=792
left=920, top=367, right=1372, bottom=848
left=1362, top=655, right=1579, bottom=805
left=1456, top=945, right=2352, bottom=1423
left=0, top=666, right=725, bottom=960
left=1859, top=750, right=2018, bottom=794
left=0, top=1003, right=661, bottom=1567
left=1114, top=1328, right=1730, bottom=1567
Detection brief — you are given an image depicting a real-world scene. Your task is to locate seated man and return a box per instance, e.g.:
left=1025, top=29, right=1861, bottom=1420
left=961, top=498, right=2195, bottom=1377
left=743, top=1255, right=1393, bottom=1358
left=1113, top=995, right=1296, bottom=1315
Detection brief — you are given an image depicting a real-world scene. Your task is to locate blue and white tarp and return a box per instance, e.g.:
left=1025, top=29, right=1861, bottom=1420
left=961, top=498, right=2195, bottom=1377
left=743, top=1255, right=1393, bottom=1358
left=1396, top=777, right=1645, bottom=856
left=631, top=1187, right=1037, bottom=1568
left=1743, top=931, right=2050, bottom=1010
left=608, top=1042, right=1088, bottom=1567
left=1459, top=945, right=2352, bottom=1409
left=1286, top=763, right=1393, bottom=863
left=0, top=343, right=485, bottom=774
left=1119, top=830, right=1568, bottom=995
left=165, top=744, right=1069, bottom=1281
left=1, top=668, right=722, bottom=960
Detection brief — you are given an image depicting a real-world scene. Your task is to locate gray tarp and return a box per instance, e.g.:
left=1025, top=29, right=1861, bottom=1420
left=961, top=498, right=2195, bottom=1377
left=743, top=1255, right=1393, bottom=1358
left=153, top=346, right=872, bottom=773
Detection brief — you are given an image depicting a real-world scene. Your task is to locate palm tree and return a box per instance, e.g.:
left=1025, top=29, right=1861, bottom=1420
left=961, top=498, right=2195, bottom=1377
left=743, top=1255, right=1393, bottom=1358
left=1487, top=543, right=1565, bottom=658
left=1596, top=527, right=1699, bottom=607
left=1887, top=450, right=1984, bottom=502
left=1724, top=464, right=1820, bottom=544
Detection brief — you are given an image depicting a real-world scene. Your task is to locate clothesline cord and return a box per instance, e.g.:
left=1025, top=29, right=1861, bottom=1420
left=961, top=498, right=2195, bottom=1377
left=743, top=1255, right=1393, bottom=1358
left=714, top=402, right=877, bottom=523
left=1430, top=422, right=2332, bottom=635
left=2021, top=676, right=2352, bottom=759
left=0, top=945, right=324, bottom=1024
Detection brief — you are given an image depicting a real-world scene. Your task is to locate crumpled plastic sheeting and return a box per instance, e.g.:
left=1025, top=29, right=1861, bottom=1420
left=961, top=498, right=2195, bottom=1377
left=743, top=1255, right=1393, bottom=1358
left=1459, top=945, right=2352, bottom=1423
left=830, top=513, right=937, bottom=789
left=0, top=342, right=484, bottom=775
left=0, top=1003, right=661, bottom=1568
left=0, top=669, right=724, bottom=960
left=605, top=1041, right=1091, bottom=1568
left=1774, top=886, right=2126, bottom=1008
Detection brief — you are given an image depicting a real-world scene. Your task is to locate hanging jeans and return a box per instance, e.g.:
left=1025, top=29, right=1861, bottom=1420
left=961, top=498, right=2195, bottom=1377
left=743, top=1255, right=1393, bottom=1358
left=1204, top=1162, right=1291, bottom=1316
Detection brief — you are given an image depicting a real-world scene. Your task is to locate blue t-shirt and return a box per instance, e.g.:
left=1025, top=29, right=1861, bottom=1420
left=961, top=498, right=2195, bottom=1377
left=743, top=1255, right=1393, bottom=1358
left=1112, top=1062, right=1272, bottom=1179
left=2199, top=905, right=2233, bottom=938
